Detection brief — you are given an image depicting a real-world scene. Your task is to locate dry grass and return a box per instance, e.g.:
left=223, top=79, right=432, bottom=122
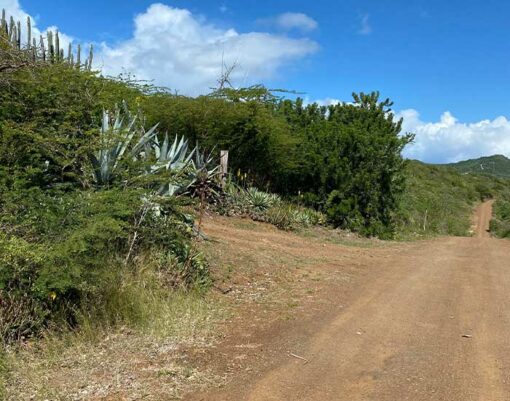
left=2, top=277, right=226, bottom=400
left=4, top=327, right=223, bottom=400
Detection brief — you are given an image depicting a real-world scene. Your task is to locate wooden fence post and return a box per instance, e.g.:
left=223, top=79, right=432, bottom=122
left=220, top=150, right=229, bottom=188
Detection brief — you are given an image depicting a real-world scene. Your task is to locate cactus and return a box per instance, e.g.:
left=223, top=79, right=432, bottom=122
left=76, top=43, right=81, bottom=66
left=27, top=16, right=31, bottom=46
left=8, top=16, right=14, bottom=42
left=55, top=31, right=60, bottom=61
left=47, top=31, right=53, bottom=61
left=87, top=44, right=93, bottom=70
left=40, top=34, right=45, bottom=61
left=16, top=20, right=20, bottom=48
left=1, top=8, right=95, bottom=71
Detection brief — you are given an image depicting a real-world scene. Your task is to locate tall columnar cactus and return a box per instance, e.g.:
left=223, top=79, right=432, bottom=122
left=0, top=8, right=94, bottom=70
left=26, top=16, right=31, bottom=46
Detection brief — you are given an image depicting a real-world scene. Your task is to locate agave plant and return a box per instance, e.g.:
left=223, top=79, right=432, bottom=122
left=89, top=102, right=158, bottom=186
left=245, top=187, right=281, bottom=211
left=150, top=134, right=220, bottom=197
left=150, top=134, right=196, bottom=196
left=188, top=148, right=221, bottom=199
left=192, top=147, right=219, bottom=183
left=152, top=134, right=195, bottom=173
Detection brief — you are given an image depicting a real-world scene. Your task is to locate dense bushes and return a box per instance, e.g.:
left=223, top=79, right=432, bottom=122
left=0, top=60, right=211, bottom=342
left=142, top=91, right=295, bottom=188
left=143, top=91, right=412, bottom=237
left=0, top=186, right=207, bottom=342
left=490, top=199, right=510, bottom=238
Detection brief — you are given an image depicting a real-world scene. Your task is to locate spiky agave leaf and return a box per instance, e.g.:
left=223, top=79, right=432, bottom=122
left=187, top=147, right=221, bottom=197
left=89, top=102, right=158, bottom=186
left=149, top=134, right=197, bottom=196
left=245, top=187, right=281, bottom=211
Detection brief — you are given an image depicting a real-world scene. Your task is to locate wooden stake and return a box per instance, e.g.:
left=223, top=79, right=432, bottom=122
left=220, top=150, right=229, bottom=188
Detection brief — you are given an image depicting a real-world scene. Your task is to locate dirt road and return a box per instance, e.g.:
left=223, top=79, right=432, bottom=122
left=191, top=202, right=510, bottom=401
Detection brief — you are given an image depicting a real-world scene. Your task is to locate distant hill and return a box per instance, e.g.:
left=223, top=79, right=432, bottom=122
left=399, top=160, right=510, bottom=238
left=443, top=155, right=510, bottom=179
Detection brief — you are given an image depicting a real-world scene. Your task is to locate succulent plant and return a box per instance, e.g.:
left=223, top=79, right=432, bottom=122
left=245, top=187, right=281, bottom=211
left=150, top=134, right=196, bottom=196
left=1, top=8, right=93, bottom=69
left=89, top=102, right=159, bottom=186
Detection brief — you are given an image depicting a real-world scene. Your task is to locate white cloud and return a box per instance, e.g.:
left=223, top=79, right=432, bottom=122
left=273, top=12, right=318, bottom=32
left=2, top=2, right=318, bottom=96
left=397, top=109, right=510, bottom=163
left=1, top=0, right=27, bottom=21
left=312, top=97, right=342, bottom=106
left=97, top=4, right=318, bottom=95
left=358, top=14, right=372, bottom=35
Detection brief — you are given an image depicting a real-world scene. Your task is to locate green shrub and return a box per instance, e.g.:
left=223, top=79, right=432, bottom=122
left=265, top=205, right=297, bottom=230
left=0, top=187, right=207, bottom=343
left=217, top=183, right=323, bottom=231
left=325, top=190, right=390, bottom=237
left=491, top=199, right=510, bottom=238
left=264, top=204, right=325, bottom=231
left=0, top=235, right=49, bottom=342
left=245, top=187, right=281, bottom=212
left=474, top=182, right=494, bottom=201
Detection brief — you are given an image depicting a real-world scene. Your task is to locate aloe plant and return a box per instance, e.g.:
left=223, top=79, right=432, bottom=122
left=89, top=102, right=159, bottom=186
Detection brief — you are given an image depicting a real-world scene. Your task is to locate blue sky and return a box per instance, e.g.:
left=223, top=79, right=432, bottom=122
left=3, top=0, right=510, bottom=162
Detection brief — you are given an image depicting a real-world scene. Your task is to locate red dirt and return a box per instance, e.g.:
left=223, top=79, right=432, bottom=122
left=188, top=201, right=510, bottom=401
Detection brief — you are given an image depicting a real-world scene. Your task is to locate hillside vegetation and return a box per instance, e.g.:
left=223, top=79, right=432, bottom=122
left=445, top=154, right=510, bottom=179
left=398, top=161, right=510, bottom=238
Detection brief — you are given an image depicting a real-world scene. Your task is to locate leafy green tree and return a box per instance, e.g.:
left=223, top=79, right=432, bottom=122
left=275, top=92, right=414, bottom=236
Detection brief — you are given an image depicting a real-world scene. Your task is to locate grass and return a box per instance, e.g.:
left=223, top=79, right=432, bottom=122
left=1, top=259, right=226, bottom=400
left=74, top=258, right=218, bottom=339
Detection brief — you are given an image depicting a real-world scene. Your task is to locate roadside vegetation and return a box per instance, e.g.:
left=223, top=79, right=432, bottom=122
left=490, top=199, right=510, bottom=238
left=1, top=9, right=510, bottom=399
